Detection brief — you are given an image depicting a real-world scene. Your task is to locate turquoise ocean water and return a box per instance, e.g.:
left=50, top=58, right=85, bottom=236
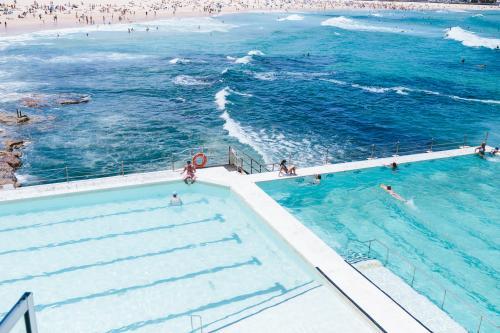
left=0, top=10, right=498, bottom=181
left=259, top=155, right=500, bottom=332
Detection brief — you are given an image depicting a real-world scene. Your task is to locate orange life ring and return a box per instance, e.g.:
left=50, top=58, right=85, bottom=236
left=192, top=153, right=208, bottom=168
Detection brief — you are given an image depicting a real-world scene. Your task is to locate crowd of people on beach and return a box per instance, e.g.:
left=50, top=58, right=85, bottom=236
left=1, top=0, right=496, bottom=33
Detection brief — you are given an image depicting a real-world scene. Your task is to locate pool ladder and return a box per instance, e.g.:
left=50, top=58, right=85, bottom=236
left=190, top=314, right=203, bottom=333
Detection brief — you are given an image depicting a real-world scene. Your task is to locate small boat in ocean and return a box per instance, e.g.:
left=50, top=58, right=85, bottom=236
left=57, top=95, right=91, bottom=105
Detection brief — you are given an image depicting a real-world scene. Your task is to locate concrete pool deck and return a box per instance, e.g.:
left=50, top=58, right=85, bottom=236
left=1, top=146, right=487, bottom=332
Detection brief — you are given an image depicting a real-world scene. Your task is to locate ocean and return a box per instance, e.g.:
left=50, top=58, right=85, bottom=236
left=0, top=10, right=499, bottom=182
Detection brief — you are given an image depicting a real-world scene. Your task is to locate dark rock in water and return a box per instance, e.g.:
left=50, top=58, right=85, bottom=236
left=0, top=160, right=18, bottom=187
left=5, top=140, right=27, bottom=151
left=0, top=112, right=30, bottom=125
left=57, top=95, right=91, bottom=105
left=0, top=151, right=22, bottom=168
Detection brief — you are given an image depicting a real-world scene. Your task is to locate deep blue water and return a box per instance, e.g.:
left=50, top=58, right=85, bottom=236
left=0, top=10, right=499, bottom=182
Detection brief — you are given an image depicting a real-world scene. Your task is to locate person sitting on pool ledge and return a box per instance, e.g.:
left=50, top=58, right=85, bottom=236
left=475, top=142, right=486, bottom=157
left=170, top=192, right=183, bottom=206
left=380, top=184, right=406, bottom=202
left=279, top=159, right=297, bottom=176
left=181, top=160, right=196, bottom=184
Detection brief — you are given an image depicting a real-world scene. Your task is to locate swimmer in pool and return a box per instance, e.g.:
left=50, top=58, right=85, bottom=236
left=312, top=174, right=321, bottom=185
left=490, top=147, right=499, bottom=156
left=170, top=192, right=183, bottom=206
left=380, top=184, right=406, bottom=202
left=386, top=161, right=398, bottom=170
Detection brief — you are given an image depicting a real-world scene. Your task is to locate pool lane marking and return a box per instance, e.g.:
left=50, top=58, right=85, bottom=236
left=0, top=213, right=225, bottom=257
left=0, top=198, right=210, bottom=234
left=0, top=233, right=241, bottom=286
left=204, top=280, right=322, bottom=332
left=105, top=282, right=287, bottom=333
left=34, top=257, right=262, bottom=312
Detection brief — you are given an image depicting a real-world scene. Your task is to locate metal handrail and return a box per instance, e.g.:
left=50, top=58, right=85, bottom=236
left=0, top=292, right=38, bottom=333
left=345, top=238, right=499, bottom=332
left=11, top=133, right=491, bottom=187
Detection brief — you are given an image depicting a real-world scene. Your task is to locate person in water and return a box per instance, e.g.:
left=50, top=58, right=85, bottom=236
left=170, top=192, right=183, bottom=206
left=181, top=160, right=196, bottom=184
left=386, top=161, right=398, bottom=170
left=380, top=184, right=406, bottom=202
left=279, top=160, right=297, bottom=176
left=312, top=174, right=321, bottom=185
left=475, top=142, right=486, bottom=157
left=490, top=147, right=499, bottom=156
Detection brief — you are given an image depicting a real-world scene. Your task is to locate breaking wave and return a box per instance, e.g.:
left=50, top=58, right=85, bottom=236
left=322, top=79, right=500, bottom=105
left=277, top=14, right=304, bottom=22
left=228, top=50, right=265, bottom=65
left=321, top=16, right=403, bottom=33
left=445, top=27, right=500, bottom=50
left=169, top=57, right=190, bottom=64
left=172, top=75, right=211, bottom=86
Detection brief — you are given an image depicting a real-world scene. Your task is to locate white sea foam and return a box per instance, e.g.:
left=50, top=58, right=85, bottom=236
left=0, top=17, right=235, bottom=51
left=47, top=52, right=151, bottom=63
left=277, top=14, right=304, bottom=22
left=247, top=50, right=265, bottom=56
left=234, top=55, right=252, bottom=64
left=322, top=79, right=499, bottom=105
left=445, top=27, right=500, bottom=49
left=472, top=14, right=484, bottom=18
left=172, top=75, right=211, bottom=86
left=371, top=13, right=383, bottom=17
left=321, top=16, right=402, bottom=33
left=253, top=71, right=277, bottom=81
left=169, top=57, right=190, bottom=65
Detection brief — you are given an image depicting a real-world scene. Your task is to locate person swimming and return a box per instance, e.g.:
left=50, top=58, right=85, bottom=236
left=386, top=161, right=398, bottom=170
left=490, top=147, right=499, bottom=156
left=312, top=174, right=321, bottom=185
left=380, top=184, right=406, bottom=202
left=279, top=160, right=297, bottom=176
left=181, top=160, right=196, bottom=184
left=170, top=192, right=182, bottom=206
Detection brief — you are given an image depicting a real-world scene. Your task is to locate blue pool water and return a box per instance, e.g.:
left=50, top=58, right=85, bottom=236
left=0, top=181, right=376, bottom=332
left=0, top=11, right=499, bottom=182
left=259, top=155, right=500, bottom=332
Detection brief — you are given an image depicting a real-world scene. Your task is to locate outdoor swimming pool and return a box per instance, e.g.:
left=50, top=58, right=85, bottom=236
left=259, top=154, right=500, bottom=332
left=0, top=181, right=377, bottom=333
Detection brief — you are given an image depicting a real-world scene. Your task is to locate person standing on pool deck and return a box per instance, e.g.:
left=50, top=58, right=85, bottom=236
left=181, top=160, right=196, bottom=184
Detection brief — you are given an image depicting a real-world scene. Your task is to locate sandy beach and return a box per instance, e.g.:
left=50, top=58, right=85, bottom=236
left=0, top=0, right=498, bottom=36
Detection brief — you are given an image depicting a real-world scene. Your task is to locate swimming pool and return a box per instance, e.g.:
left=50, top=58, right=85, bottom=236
left=259, top=155, right=500, bottom=332
left=0, top=181, right=377, bottom=332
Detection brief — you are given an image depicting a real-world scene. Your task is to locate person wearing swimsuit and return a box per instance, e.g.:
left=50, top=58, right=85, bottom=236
left=181, top=160, right=196, bottom=184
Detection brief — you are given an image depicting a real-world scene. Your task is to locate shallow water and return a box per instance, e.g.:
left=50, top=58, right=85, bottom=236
left=0, top=11, right=499, bottom=181
left=259, top=155, right=500, bottom=332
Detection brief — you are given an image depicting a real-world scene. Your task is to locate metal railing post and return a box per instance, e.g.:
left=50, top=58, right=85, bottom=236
left=250, top=159, right=253, bottom=174
left=121, top=161, right=124, bottom=176
left=369, top=144, right=375, bottom=159
left=171, top=154, right=174, bottom=171
left=228, top=146, right=231, bottom=165
left=325, top=148, right=329, bottom=164
left=410, top=266, right=416, bottom=287
left=441, top=289, right=447, bottom=309
left=463, top=135, right=467, bottom=148
left=484, top=131, right=489, bottom=145
left=476, top=315, right=483, bottom=333
left=65, top=166, right=69, bottom=182
left=428, top=138, right=434, bottom=152
left=25, top=293, right=38, bottom=333
left=395, top=141, right=400, bottom=156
